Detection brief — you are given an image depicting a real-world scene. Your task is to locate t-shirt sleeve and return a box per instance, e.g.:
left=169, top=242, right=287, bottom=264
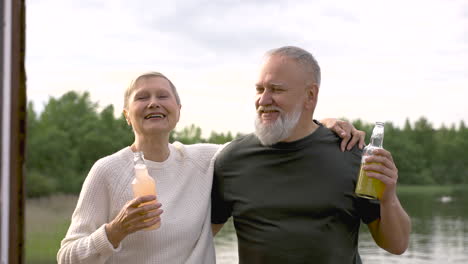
left=211, top=155, right=233, bottom=224
left=356, top=197, right=381, bottom=224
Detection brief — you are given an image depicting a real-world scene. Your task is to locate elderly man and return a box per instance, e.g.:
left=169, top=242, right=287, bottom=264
left=211, top=46, right=411, bottom=263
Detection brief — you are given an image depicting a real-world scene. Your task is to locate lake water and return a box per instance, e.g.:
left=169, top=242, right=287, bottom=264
left=214, top=188, right=468, bottom=264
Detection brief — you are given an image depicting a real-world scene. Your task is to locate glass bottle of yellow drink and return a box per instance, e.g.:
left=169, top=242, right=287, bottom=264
left=132, top=151, right=160, bottom=230
left=355, top=122, right=385, bottom=200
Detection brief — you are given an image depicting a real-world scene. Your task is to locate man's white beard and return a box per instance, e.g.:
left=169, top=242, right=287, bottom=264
left=254, top=106, right=302, bottom=146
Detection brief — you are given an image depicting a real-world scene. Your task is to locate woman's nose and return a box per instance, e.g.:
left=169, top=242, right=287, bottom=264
left=147, top=98, right=159, bottom=108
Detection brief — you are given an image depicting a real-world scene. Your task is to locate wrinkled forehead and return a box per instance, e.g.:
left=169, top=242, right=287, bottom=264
left=257, top=55, right=307, bottom=84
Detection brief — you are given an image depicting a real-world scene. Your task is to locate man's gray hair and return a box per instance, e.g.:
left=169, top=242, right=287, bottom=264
left=265, top=46, right=321, bottom=87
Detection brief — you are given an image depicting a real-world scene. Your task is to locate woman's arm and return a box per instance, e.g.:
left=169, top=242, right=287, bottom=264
left=105, top=196, right=162, bottom=248
left=57, top=161, right=116, bottom=264
left=320, top=118, right=366, bottom=151
left=57, top=161, right=162, bottom=263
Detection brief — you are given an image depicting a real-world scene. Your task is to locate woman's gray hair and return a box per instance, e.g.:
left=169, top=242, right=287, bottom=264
left=124, top=71, right=181, bottom=109
left=265, top=46, right=321, bottom=87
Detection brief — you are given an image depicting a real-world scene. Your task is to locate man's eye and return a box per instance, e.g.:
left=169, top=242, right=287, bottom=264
left=272, top=88, right=284, bottom=93
left=271, top=86, right=282, bottom=91
left=256, top=88, right=264, bottom=93
left=158, top=95, right=169, bottom=99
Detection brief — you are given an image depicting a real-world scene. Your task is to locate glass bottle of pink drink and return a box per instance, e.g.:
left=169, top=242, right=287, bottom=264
left=132, top=151, right=160, bottom=230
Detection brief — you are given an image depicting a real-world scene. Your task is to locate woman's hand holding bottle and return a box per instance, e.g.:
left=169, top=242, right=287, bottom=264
left=105, top=195, right=163, bottom=248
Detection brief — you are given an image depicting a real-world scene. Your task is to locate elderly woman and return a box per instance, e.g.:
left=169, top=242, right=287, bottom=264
left=57, top=72, right=364, bottom=263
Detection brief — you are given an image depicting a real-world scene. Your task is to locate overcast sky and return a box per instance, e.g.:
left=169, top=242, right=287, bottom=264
left=26, top=0, right=468, bottom=136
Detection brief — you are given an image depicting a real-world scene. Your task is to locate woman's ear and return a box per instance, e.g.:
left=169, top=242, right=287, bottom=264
left=123, top=109, right=131, bottom=126
left=176, top=104, right=182, bottom=122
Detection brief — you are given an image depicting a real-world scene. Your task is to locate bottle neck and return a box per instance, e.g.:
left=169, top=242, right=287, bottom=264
left=370, top=136, right=383, bottom=148
left=134, top=151, right=145, bottom=166
left=134, top=163, right=148, bottom=180
left=369, top=123, right=384, bottom=148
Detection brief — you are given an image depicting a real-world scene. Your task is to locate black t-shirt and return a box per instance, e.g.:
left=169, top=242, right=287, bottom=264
left=211, top=125, right=380, bottom=264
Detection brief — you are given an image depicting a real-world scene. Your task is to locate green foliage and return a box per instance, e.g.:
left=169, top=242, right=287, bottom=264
left=25, top=91, right=235, bottom=197
left=25, top=91, right=468, bottom=197
left=207, top=131, right=234, bottom=144
left=25, top=170, right=58, bottom=197
left=354, top=118, right=468, bottom=186
left=174, top=124, right=205, bottom=144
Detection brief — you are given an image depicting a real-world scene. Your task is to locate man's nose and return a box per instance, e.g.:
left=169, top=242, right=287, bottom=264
left=258, top=90, right=272, bottom=106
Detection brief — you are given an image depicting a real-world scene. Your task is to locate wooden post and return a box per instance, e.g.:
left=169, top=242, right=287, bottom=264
left=1, top=0, right=26, bottom=263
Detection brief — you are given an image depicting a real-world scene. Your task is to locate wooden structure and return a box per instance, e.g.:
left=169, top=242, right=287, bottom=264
left=1, top=0, right=26, bottom=263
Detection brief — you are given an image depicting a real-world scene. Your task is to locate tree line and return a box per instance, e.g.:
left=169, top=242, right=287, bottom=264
left=26, top=91, right=468, bottom=197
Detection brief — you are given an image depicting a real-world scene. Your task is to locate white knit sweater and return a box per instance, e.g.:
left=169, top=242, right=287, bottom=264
left=57, top=142, right=221, bottom=264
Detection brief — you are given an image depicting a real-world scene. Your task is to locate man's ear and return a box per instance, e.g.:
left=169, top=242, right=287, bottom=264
left=305, top=83, right=319, bottom=110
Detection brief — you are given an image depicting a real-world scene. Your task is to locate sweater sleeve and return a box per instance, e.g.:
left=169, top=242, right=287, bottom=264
left=57, top=159, right=121, bottom=263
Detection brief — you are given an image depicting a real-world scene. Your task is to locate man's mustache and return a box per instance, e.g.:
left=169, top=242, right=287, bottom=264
left=257, top=106, right=283, bottom=114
